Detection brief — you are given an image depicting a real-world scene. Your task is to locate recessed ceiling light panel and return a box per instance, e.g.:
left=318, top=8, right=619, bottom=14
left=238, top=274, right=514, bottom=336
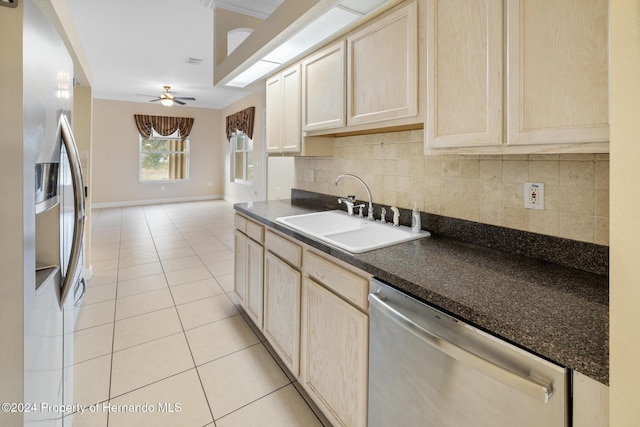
left=262, top=6, right=360, bottom=64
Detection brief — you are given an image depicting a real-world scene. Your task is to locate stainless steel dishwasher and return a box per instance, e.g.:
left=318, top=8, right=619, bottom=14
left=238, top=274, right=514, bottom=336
left=368, top=279, right=568, bottom=427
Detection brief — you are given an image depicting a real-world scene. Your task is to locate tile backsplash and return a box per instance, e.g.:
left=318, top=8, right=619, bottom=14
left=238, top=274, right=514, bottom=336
left=295, top=130, right=609, bottom=246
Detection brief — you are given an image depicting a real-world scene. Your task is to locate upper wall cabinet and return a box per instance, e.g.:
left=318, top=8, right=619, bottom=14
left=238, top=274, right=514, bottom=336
left=425, top=0, right=503, bottom=148
left=302, top=41, right=346, bottom=132
left=506, top=0, right=609, bottom=146
left=425, top=0, right=609, bottom=154
left=267, top=64, right=334, bottom=156
left=266, top=64, right=302, bottom=153
left=347, top=0, right=419, bottom=127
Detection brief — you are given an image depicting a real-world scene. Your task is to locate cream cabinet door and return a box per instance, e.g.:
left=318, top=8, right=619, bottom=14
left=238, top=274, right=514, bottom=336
left=245, top=238, right=264, bottom=328
left=301, top=277, right=368, bottom=427
left=233, top=230, right=247, bottom=306
left=346, top=0, right=418, bottom=126
left=302, top=41, right=346, bottom=131
left=266, top=64, right=302, bottom=153
left=281, top=64, right=302, bottom=152
left=264, top=251, right=301, bottom=376
left=573, top=371, right=609, bottom=427
left=506, top=0, right=609, bottom=145
left=425, top=0, right=503, bottom=148
left=265, top=73, right=283, bottom=153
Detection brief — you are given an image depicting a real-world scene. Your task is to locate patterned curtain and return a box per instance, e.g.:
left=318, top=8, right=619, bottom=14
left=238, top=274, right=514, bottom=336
left=225, top=106, right=255, bottom=141
left=133, top=114, right=195, bottom=141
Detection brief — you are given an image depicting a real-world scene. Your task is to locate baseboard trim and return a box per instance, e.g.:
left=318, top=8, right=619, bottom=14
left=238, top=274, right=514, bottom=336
left=92, top=194, right=224, bottom=209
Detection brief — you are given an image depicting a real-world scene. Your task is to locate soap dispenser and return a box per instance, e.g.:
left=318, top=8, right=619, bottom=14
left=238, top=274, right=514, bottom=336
left=411, top=201, right=421, bottom=233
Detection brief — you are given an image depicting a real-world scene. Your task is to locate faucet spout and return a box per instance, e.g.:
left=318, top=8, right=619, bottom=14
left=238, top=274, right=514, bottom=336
left=335, top=174, right=374, bottom=221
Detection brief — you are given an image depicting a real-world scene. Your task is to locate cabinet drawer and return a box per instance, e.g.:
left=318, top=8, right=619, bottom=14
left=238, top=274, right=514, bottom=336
left=246, top=219, right=264, bottom=243
left=234, top=213, right=247, bottom=233
left=266, top=230, right=302, bottom=268
left=304, top=250, right=369, bottom=310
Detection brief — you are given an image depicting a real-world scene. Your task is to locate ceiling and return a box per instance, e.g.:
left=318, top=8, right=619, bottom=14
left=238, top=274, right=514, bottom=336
left=65, top=0, right=285, bottom=110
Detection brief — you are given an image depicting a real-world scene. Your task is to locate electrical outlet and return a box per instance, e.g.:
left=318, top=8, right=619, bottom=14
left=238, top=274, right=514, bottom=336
left=524, top=182, right=544, bottom=210
left=275, top=187, right=281, bottom=200
left=309, top=169, right=315, bottom=182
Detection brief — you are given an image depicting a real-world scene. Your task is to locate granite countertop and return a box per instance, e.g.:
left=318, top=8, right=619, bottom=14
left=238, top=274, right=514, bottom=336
left=235, top=199, right=609, bottom=385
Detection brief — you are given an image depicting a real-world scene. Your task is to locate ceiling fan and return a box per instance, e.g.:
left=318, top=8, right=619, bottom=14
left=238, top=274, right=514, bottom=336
left=140, top=85, right=196, bottom=106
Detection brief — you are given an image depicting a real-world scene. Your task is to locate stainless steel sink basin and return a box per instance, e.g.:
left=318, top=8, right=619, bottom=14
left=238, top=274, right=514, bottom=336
left=276, top=210, right=430, bottom=253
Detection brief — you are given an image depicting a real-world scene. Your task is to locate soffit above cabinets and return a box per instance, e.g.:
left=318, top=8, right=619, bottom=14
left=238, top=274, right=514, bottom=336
left=201, top=0, right=285, bottom=19
left=214, top=0, right=395, bottom=88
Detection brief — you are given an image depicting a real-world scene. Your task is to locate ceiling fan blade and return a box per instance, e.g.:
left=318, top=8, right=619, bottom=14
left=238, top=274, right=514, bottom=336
left=175, top=97, right=196, bottom=101
left=173, top=99, right=186, bottom=105
left=149, top=98, right=161, bottom=102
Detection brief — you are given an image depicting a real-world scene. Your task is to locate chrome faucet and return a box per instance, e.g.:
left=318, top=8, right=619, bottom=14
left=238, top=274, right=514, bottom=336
left=337, top=195, right=364, bottom=216
left=335, top=174, right=374, bottom=221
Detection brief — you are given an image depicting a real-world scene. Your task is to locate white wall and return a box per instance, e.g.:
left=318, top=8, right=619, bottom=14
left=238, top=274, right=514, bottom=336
left=222, top=92, right=268, bottom=203
left=610, top=0, right=640, bottom=423
left=91, top=99, right=224, bottom=206
left=268, top=156, right=295, bottom=200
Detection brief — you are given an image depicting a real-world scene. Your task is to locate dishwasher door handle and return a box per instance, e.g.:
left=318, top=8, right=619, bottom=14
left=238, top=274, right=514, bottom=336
left=368, top=292, right=554, bottom=403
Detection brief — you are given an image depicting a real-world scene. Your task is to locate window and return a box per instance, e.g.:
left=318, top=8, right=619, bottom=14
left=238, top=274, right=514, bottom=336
left=230, top=131, right=253, bottom=184
left=139, top=130, right=189, bottom=182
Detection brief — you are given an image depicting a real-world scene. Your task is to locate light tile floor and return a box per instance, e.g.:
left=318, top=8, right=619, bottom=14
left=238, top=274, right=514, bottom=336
left=71, top=200, right=329, bottom=427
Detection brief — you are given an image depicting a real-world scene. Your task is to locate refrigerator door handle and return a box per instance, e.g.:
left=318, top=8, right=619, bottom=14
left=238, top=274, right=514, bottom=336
left=59, top=114, right=86, bottom=305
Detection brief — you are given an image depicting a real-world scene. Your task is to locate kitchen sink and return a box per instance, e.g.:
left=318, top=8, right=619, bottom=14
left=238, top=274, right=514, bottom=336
left=276, top=210, right=430, bottom=253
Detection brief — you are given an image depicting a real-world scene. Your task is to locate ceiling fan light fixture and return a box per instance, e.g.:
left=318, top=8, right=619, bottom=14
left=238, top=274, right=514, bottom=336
left=160, top=98, right=174, bottom=107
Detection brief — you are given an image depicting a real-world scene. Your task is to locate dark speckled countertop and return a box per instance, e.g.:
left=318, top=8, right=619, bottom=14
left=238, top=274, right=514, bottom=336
left=234, top=199, right=609, bottom=385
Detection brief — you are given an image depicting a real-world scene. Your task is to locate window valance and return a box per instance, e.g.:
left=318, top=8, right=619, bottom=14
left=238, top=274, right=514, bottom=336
left=225, top=106, right=255, bottom=141
left=134, top=114, right=194, bottom=141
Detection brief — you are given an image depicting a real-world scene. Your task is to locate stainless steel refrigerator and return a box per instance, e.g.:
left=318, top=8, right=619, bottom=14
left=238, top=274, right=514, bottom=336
left=24, top=0, right=86, bottom=425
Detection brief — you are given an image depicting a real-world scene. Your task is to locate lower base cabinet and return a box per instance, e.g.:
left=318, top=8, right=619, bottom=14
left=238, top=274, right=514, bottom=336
left=245, top=238, right=264, bottom=327
left=301, top=278, right=369, bottom=427
left=572, top=371, right=609, bottom=427
left=264, top=251, right=301, bottom=376
left=235, top=212, right=608, bottom=427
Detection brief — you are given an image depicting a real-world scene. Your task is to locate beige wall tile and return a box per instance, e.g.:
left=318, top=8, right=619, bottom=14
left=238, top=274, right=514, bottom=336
left=410, top=158, right=425, bottom=177
left=560, top=161, right=595, bottom=188
left=559, top=213, right=595, bottom=242
left=543, top=184, right=560, bottom=211
left=460, top=159, right=480, bottom=178
left=560, top=153, right=596, bottom=161
left=396, top=159, right=411, bottom=177
left=503, top=160, right=529, bottom=183
left=440, top=178, right=460, bottom=217
left=528, top=160, right=560, bottom=185
left=425, top=157, right=441, bottom=178
left=441, top=158, right=460, bottom=178
left=479, top=182, right=503, bottom=226
left=424, top=179, right=441, bottom=215
left=504, top=206, right=528, bottom=231
left=595, top=217, right=609, bottom=246
left=559, top=187, right=595, bottom=215
left=596, top=189, right=610, bottom=217
left=479, top=159, right=502, bottom=182
left=503, top=182, right=524, bottom=208
left=528, top=210, right=560, bottom=236
left=459, top=179, right=480, bottom=221
left=295, top=129, right=608, bottom=245
left=596, top=160, right=610, bottom=190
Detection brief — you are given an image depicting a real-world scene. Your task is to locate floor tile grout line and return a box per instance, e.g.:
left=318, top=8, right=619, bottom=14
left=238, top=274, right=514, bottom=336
left=80, top=201, right=312, bottom=426
left=149, top=203, right=218, bottom=425
left=290, top=382, right=333, bottom=427
left=212, top=382, right=293, bottom=423
left=111, top=327, right=185, bottom=355
left=106, top=366, right=201, bottom=403
left=105, top=206, right=123, bottom=426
